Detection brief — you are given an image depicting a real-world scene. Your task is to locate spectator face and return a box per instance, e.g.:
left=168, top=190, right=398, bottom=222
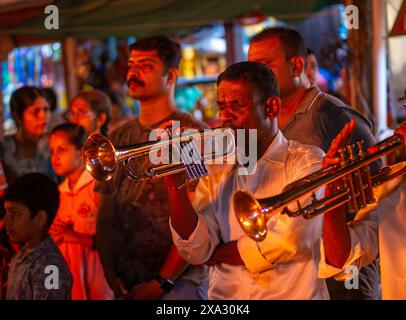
left=306, top=53, right=319, bottom=87
left=3, top=201, right=38, bottom=243
left=49, top=132, right=82, bottom=177
left=21, top=97, right=50, bottom=138
left=69, top=98, right=99, bottom=135
left=126, top=49, right=176, bottom=101
left=248, top=38, right=299, bottom=98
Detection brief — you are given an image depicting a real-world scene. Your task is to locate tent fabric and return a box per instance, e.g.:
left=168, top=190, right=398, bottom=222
left=0, top=0, right=339, bottom=38
left=389, top=0, right=406, bottom=37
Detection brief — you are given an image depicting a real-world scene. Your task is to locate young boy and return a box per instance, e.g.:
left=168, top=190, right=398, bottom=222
left=3, top=173, right=72, bottom=300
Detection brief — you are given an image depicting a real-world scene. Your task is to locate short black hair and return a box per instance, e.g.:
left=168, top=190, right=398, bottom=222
left=72, top=89, right=112, bottom=136
left=43, top=87, right=58, bottom=112
left=10, top=86, right=47, bottom=123
left=250, top=27, right=307, bottom=60
left=3, top=173, right=60, bottom=229
left=217, top=61, right=279, bottom=101
left=51, top=123, right=89, bottom=150
left=129, top=36, right=181, bottom=71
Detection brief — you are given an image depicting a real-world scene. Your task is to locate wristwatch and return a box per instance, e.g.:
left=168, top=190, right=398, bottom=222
left=154, top=274, right=175, bottom=292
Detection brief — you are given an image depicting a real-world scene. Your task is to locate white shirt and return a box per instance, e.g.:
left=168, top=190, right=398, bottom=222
left=318, top=164, right=406, bottom=299
left=171, top=130, right=329, bottom=300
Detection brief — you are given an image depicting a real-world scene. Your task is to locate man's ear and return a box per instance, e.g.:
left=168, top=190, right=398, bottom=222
left=96, top=112, right=107, bottom=128
left=265, top=96, right=281, bottom=119
left=166, top=67, right=178, bottom=85
left=291, top=55, right=305, bottom=77
left=35, top=210, right=49, bottom=228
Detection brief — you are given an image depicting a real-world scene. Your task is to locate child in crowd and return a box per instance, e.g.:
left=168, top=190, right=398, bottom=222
left=67, top=89, right=112, bottom=136
left=3, top=173, right=72, bottom=300
left=49, top=123, right=113, bottom=300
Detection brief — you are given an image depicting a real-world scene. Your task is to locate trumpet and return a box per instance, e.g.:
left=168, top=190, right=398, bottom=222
left=84, top=127, right=235, bottom=182
left=234, top=134, right=406, bottom=241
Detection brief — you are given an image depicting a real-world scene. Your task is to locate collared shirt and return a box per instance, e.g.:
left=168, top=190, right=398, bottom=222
left=94, top=111, right=209, bottom=291
left=319, top=166, right=406, bottom=300
left=282, top=86, right=382, bottom=299
left=56, top=170, right=98, bottom=235
left=6, top=237, right=72, bottom=300
left=171, top=130, right=329, bottom=300
left=282, top=86, right=377, bottom=156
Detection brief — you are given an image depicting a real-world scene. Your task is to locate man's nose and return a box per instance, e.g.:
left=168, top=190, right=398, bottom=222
left=3, top=212, right=11, bottom=225
left=220, top=108, right=236, bottom=119
left=128, top=64, right=141, bottom=74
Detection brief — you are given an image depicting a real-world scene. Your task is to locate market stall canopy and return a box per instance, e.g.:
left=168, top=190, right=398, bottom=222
left=389, top=0, right=406, bottom=37
left=0, top=0, right=339, bottom=38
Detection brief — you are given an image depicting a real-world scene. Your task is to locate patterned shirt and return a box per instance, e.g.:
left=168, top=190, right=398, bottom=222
left=6, top=237, right=72, bottom=300
left=95, top=111, right=209, bottom=289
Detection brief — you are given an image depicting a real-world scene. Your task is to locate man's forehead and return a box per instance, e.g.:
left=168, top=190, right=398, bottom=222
left=249, top=38, right=285, bottom=56
left=4, top=201, right=26, bottom=210
left=128, top=49, right=159, bottom=60
left=218, top=80, right=252, bottom=98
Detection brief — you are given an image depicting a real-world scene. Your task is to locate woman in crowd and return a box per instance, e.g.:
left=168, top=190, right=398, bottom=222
left=67, top=89, right=112, bottom=136
left=1, top=86, right=54, bottom=184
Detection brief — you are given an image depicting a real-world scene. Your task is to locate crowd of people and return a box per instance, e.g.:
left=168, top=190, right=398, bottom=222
left=0, top=27, right=405, bottom=300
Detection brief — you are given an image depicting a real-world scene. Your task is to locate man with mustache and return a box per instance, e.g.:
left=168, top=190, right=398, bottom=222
left=94, top=36, right=208, bottom=300
left=164, top=61, right=329, bottom=299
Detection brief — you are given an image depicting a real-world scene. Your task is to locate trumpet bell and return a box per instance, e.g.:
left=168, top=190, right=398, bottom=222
left=234, top=190, right=267, bottom=241
left=84, top=134, right=117, bottom=181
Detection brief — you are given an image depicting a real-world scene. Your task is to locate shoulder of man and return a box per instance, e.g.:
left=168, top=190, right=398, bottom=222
left=313, top=92, right=373, bottom=130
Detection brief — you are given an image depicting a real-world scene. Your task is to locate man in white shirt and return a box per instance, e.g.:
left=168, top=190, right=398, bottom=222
left=319, top=116, right=406, bottom=299
left=163, top=61, right=330, bottom=299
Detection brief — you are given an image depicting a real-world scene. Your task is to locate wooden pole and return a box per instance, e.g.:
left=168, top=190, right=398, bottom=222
left=224, top=22, right=244, bottom=66
left=62, top=37, right=78, bottom=102
left=372, top=0, right=389, bottom=139
left=0, top=73, right=4, bottom=141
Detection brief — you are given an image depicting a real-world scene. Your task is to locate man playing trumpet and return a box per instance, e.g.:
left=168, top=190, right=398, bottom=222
left=164, top=61, right=330, bottom=299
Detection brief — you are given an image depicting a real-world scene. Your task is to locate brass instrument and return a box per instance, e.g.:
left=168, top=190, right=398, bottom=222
left=397, top=88, right=406, bottom=109
left=84, top=127, right=235, bottom=182
left=234, top=134, right=406, bottom=241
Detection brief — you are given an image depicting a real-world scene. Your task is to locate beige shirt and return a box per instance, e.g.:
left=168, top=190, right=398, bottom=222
left=171, top=130, right=329, bottom=299
left=319, top=164, right=406, bottom=299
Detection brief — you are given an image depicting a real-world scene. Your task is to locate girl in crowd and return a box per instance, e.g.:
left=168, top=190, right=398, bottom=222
left=49, top=123, right=113, bottom=300
left=1, top=86, right=54, bottom=184
left=67, top=89, right=112, bottom=136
